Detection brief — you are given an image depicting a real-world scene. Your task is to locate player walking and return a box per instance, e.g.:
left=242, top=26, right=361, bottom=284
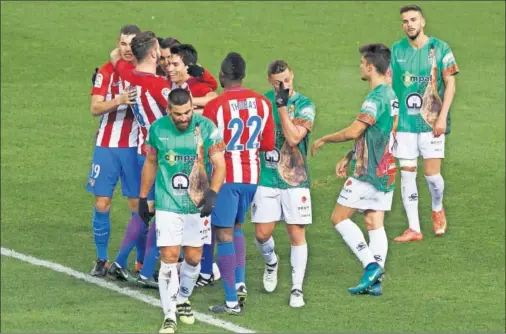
left=203, top=52, right=275, bottom=314
left=250, top=60, right=315, bottom=308
left=140, top=88, right=226, bottom=333
left=87, top=24, right=141, bottom=277
left=389, top=5, right=459, bottom=242
left=312, top=43, right=398, bottom=296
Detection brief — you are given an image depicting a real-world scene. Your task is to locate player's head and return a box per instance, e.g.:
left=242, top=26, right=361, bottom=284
left=158, top=37, right=181, bottom=76
left=267, top=60, right=294, bottom=97
left=168, top=44, right=198, bottom=84
left=131, top=31, right=160, bottom=65
left=219, top=52, right=246, bottom=88
left=117, top=24, right=141, bottom=62
left=400, top=5, right=425, bottom=40
left=359, top=43, right=391, bottom=81
left=167, top=88, right=193, bottom=131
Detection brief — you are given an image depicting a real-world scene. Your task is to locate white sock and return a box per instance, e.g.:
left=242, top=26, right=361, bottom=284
left=290, top=243, right=308, bottom=291
left=401, top=170, right=421, bottom=232
left=158, top=261, right=179, bottom=319
left=368, top=227, right=388, bottom=268
left=335, top=219, right=375, bottom=268
left=255, top=237, right=278, bottom=265
left=425, top=174, right=445, bottom=211
left=177, top=261, right=200, bottom=303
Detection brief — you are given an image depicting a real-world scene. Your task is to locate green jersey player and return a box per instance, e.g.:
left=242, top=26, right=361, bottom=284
left=312, top=43, right=398, bottom=296
left=139, top=88, right=226, bottom=334
left=250, top=60, right=315, bottom=308
left=389, top=5, right=459, bottom=242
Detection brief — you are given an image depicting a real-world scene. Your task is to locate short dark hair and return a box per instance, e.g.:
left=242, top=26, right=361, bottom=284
left=267, top=60, right=290, bottom=76
left=159, top=37, right=180, bottom=50
left=131, top=31, right=157, bottom=62
left=119, top=24, right=141, bottom=37
left=400, top=4, right=423, bottom=15
left=168, top=88, right=192, bottom=109
left=359, top=43, right=391, bottom=75
left=170, top=44, right=197, bottom=65
left=221, top=52, right=246, bottom=81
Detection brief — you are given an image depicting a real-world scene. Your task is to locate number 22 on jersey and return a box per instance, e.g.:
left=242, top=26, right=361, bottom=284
left=226, top=115, right=262, bottom=151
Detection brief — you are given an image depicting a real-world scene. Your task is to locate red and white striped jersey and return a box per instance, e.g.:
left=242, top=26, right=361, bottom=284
left=115, top=59, right=171, bottom=155
left=203, top=86, right=275, bottom=184
left=91, top=62, right=138, bottom=148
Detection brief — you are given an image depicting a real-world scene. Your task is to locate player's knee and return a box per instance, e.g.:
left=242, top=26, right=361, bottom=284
left=399, top=159, right=417, bottom=172
left=215, top=227, right=233, bottom=243
left=255, top=229, right=272, bottom=244
left=95, top=197, right=111, bottom=212
left=287, top=225, right=306, bottom=246
left=183, top=247, right=202, bottom=265
left=159, top=247, right=179, bottom=263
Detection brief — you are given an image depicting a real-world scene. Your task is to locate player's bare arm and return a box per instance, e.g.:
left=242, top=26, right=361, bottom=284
left=90, top=89, right=136, bottom=117
left=311, top=120, right=368, bottom=156
left=208, top=150, right=226, bottom=193
left=335, top=149, right=354, bottom=178
left=192, top=92, right=218, bottom=108
left=139, top=144, right=158, bottom=198
left=433, top=74, right=456, bottom=137
left=278, top=106, right=309, bottom=146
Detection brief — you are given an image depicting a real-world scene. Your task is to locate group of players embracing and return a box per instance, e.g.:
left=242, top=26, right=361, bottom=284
left=86, top=4, right=458, bottom=333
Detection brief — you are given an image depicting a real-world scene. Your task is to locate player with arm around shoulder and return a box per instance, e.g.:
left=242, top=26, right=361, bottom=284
left=105, top=32, right=172, bottom=288
left=250, top=60, right=315, bottom=308
left=389, top=5, right=459, bottom=242
left=312, top=43, right=398, bottom=296
left=201, top=52, right=275, bottom=314
left=87, top=24, right=141, bottom=277
left=140, top=88, right=226, bottom=333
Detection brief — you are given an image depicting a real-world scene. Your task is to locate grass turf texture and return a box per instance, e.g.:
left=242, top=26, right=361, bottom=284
left=1, top=1, right=504, bottom=332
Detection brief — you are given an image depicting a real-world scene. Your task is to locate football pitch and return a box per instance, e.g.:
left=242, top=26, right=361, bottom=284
left=1, top=1, right=504, bottom=332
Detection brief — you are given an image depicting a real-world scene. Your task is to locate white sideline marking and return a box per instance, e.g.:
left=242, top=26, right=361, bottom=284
left=1, top=247, right=255, bottom=333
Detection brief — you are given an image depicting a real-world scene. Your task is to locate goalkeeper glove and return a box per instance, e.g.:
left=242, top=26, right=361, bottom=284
left=275, top=81, right=290, bottom=108
left=196, top=189, right=217, bottom=217
left=138, top=197, right=152, bottom=225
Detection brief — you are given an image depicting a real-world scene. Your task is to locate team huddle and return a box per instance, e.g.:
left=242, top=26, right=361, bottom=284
left=86, top=4, right=458, bottom=333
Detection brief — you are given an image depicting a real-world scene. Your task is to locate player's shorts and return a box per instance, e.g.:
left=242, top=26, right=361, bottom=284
left=211, top=183, right=258, bottom=228
left=137, top=154, right=155, bottom=201
left=251, top=186, right=312, bottom=225
left=155, top=210, right=212, bottom=247
left=394, top=132, right=445, bottom=160
left=337, top=177, right=393, bottom=212
left=86, top=146, right=140, bottom=198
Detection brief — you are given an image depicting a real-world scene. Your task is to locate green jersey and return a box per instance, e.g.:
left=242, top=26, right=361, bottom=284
left=259, top=91, right=315, bottom=189
left=146, top=114, right=225, bottom=214
left=390, top=36, right=459, bottom=134
left=351, top=83, right=399, bottom=192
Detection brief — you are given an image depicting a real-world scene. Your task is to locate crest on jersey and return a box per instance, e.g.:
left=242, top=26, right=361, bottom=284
left=94, top=73, right=103, bottom=88
left=161, top=88, right=170, bottom=100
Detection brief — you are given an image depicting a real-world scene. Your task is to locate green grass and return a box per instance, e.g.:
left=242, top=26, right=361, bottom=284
left=1, top=1, right=505, bottom=332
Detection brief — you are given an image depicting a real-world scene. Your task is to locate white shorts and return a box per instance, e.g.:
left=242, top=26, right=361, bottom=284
left=155, top=211, right=211, bottom=248
left=337, top=177, right=393, bottom=212
left=251, top=186, right=312, bottom=225
left=394, top=132, right=445, bottom=160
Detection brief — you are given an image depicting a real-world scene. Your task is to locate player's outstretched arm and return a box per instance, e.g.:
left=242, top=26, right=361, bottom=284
left=311, top=120, right=368, bottom=156
left=192, top=92, right=218, bottom=108
left=335, top=149, right=353, bottom=179
left=140, top=145, right=158, bottom=198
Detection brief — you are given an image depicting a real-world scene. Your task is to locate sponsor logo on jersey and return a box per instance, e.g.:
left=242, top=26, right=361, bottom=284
left=94, top=74, right=103, bottom=88
left=264, top=148, right=280, bottom=168
left=402, top=71, right=432, bottom=87
left=171, top=172, right=189, bottom=196
left=165, top=150, right=197, bottom=166
left=405, top=93, right=423, bottom=115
